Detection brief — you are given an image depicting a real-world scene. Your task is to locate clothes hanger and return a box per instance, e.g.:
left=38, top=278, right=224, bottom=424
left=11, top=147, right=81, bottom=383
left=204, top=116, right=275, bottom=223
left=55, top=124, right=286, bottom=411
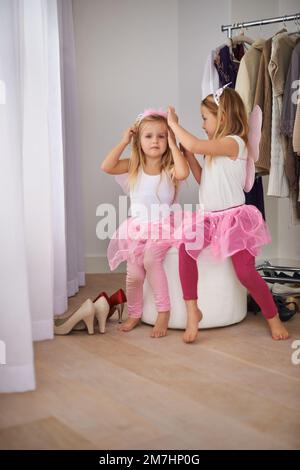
left=276, top=15, right=288, bottom=34
left=287, top=14, right=300, bottom=36
left=227, top=24, right=254, bottom=64
left=230, top=24, right=254, bottom=46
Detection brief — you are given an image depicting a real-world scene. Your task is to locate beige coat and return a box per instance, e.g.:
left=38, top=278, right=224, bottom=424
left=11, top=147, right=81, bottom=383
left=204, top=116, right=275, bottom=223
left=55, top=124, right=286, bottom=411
left=235, top=39, right=265, bottom=116
left=254, top=38, right=273, bottom=173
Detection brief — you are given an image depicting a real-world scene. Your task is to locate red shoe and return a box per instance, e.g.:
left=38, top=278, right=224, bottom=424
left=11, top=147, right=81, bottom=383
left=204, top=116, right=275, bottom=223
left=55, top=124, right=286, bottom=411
left=107, top=289, right=127, bottom=323
left=93, top=289, right=126, bottom=323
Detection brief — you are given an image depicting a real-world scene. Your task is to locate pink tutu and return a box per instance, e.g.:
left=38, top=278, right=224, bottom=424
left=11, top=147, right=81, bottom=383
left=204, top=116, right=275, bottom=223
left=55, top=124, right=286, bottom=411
left=179, top=204, right=272, bottom=261
left=107, top=204, right=271, bottom=270
left=107, top=212, right=182, bottom=270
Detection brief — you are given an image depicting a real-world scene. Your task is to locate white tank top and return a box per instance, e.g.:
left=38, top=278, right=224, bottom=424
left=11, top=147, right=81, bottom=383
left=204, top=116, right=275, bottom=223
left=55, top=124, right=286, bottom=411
left=198, top=135, right=247, bottom=212
left=129, top=169, right=176, bottom=222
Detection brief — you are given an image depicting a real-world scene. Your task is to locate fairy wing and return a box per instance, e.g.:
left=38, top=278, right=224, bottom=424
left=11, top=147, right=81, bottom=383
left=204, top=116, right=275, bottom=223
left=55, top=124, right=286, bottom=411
left=114, top=173, right=130, bottom=194
left=244, top=105, right=262, bottom=193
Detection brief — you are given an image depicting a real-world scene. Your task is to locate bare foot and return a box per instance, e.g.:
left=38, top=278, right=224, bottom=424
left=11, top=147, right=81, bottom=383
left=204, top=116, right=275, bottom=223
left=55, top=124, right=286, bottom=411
left=119, top=317, right=140, bottom=332
left=183, top=305, right=202, bottom=344
left=267, top=314, right=289, bottom=340
left=151, top=312, right=170, bottom=338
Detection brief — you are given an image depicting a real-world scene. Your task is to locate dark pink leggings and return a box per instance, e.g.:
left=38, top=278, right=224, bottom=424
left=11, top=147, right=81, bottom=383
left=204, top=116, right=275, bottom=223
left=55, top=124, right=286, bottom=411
left=179, top=243, right=277, bottom=320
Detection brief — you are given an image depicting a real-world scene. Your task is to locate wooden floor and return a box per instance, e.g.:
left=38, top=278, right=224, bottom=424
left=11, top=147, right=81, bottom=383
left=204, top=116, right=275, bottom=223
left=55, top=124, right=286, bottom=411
left=0, top=273, right=300, bottom=450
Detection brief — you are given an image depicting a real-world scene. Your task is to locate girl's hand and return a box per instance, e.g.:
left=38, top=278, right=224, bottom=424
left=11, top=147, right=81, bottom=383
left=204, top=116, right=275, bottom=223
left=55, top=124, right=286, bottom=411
left=167, top=106, right=179, bottom=127
left=121, top=127, right=135, bottom=146
left=179, top=143, right=195, bottom=159
left=167, top=128, right=177, bottom=148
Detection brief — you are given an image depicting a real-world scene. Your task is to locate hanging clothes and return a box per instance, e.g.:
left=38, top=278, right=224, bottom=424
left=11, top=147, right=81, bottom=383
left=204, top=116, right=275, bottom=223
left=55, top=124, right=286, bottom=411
left=253, top=37, right=274, bottom=173
left=280, top=40, right=300, bottom=208
left=201, top=46, right=225, bottom=99
left=201, top=27, right=300, bottom=219
left=214, top=43, right=245, bottom=88
left=281, top=41, right=300, bottom=138
left=235, top=38, right=266, bottom=116
left=267, top=32, right=299, bottom=197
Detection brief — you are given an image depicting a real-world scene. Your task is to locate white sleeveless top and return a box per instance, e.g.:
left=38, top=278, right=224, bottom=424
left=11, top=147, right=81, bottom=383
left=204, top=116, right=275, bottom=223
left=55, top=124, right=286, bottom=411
left=129, top=169, right=176, bottom=222
left=198, top=135, right=247, bottom=212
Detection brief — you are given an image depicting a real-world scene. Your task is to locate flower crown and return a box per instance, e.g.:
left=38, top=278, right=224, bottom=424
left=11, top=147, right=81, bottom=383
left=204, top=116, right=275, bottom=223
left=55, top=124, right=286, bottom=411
left=135, top=107, right=167, bottom=124
left=213, top=82, right=232, bottom=106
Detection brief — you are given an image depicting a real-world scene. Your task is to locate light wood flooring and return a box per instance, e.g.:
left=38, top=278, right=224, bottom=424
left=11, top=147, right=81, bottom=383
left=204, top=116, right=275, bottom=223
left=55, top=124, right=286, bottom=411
left=0, top=273, right=300, bottom=450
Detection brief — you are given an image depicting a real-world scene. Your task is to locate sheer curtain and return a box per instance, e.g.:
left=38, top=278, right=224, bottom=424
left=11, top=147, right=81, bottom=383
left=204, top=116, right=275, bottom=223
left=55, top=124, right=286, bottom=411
left=58, top=0, right=86, bottom=299
left=0, top=0, right=85, bottom=393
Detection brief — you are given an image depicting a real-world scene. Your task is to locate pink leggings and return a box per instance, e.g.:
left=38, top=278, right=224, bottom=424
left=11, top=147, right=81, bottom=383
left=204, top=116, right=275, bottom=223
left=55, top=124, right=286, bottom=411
left=179, top=243, right=277, bottom=320
left=126, top=244, right=171, bottom=318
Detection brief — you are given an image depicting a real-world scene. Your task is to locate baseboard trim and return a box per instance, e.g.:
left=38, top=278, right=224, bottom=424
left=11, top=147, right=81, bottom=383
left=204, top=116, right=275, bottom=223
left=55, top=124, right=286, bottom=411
left=85, top=255, right=126, bottom=274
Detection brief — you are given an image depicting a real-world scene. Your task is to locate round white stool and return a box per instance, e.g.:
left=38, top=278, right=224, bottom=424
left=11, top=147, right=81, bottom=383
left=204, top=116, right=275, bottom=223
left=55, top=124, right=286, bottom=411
left=142, top=246, right=247, bottom=329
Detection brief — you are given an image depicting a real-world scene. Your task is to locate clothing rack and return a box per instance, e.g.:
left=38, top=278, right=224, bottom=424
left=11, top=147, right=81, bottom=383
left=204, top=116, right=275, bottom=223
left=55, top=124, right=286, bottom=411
left=221, top=13, right=300, bottom=292
left=221, top=13, right=300, bottom=38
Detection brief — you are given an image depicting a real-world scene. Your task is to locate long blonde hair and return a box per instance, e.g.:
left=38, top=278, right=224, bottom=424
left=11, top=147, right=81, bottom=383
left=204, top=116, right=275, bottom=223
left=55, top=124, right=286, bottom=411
left=128, top=114, right=179, bottom=203
left=201, top=88, right=249, bottom=164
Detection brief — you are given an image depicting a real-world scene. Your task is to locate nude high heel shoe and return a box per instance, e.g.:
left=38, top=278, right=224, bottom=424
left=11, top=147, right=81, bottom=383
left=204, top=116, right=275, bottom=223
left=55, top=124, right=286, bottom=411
left=73, top=289, right=126, bottom=331
left=54, top=299, right=96, bottom=335
left=94, top=296, right=110, bottom=333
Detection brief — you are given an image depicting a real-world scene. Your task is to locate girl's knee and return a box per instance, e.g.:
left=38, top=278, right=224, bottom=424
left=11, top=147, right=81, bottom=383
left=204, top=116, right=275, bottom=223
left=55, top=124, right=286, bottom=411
left=126, top=270, right=144, bottom=286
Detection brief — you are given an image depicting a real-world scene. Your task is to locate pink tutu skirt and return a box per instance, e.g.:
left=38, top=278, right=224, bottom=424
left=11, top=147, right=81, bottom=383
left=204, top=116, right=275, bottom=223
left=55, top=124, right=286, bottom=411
left=107, top=204, right=271, bottom=270
left=107, top=213, right=182, bottom=270
left=179, top=204, right=272, bottom=261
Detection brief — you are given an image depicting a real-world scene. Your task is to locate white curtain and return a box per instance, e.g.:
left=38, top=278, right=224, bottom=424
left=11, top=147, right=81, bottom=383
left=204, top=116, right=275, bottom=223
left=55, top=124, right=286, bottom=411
left=0, top=0, right=36, bottom=392
left=0, top=0, right=84, bottom=393
left=58, top=0, right=86, bottom=299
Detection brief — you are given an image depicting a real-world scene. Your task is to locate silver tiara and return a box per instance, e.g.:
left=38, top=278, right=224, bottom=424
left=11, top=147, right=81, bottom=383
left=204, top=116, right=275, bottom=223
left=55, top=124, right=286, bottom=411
left=213, top=82, right=232, bottom=106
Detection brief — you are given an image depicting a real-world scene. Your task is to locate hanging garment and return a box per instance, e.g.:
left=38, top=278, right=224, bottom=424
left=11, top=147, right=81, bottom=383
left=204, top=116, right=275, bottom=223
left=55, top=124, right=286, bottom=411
left=281, top=41, right=300, bottom=138
left=214, top=43, right=245, bottom=88
left=201, top=46, right=224, bottom=99
left=280, top=39, right=300, bottom=211
left=253, top=37, right=273, bottom=173
left=235, top=38, right=266, bottom=116
left=267, top=32, right=300, bottom=197
left=253, top=30, right=287, bottom=173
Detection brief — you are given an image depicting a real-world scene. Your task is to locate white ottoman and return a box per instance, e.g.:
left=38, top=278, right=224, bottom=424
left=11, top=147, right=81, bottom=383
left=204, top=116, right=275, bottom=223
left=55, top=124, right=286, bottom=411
left=142, top=246, right=247, bottom=329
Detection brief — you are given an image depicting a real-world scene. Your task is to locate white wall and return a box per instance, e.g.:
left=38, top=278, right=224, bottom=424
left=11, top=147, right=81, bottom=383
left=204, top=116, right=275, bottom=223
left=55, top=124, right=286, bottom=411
left=176, top=0, right=230, bottom=208
left=72, top=0, right=179, bottom=272
left=72, top=0, right=300, bottom=273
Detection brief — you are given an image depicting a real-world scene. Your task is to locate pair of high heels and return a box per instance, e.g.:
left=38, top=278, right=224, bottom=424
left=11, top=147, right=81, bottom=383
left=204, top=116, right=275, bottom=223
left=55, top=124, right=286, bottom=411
left=54, top=289, right=126, bottom=335
left=92, top=288, right=126, bottom=323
